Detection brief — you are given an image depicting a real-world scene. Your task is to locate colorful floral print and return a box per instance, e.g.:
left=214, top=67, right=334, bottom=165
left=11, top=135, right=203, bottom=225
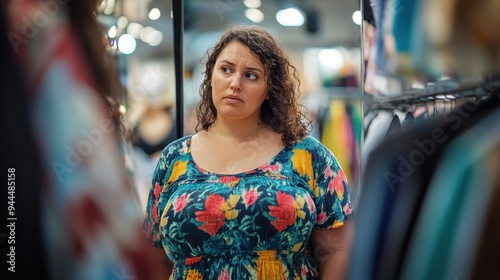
left=143, top=135, right=353, bottom=279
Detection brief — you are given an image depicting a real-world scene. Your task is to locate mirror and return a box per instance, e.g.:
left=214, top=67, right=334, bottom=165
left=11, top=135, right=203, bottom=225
left=182, top=0, right=363, bottom=198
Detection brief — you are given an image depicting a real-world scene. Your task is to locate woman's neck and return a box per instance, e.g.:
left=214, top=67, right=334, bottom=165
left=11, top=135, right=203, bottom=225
left=209, top=118, right=265, bottom=142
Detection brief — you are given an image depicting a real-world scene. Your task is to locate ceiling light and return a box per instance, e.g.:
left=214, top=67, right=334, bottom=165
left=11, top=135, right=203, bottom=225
left=276, top=8, right=304, bottom=26
left=244, top=0, right=261, bottom=9
left=118, top=34, right=136, bottom=55
left=352, top=10, right=362, bottom=25
left=149, top=8, right=161, bottom=20
left=245, top=8, right=264, bottom=23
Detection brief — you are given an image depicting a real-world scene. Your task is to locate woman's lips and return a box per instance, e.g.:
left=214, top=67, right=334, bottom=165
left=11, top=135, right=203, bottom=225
left=223, top=95, right=243, bottom=103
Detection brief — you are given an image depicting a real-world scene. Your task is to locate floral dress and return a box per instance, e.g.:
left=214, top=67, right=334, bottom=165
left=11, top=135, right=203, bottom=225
left=143, top=135, right=353, bottom=279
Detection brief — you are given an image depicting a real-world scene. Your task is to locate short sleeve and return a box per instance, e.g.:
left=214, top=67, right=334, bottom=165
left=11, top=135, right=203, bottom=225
left=142, top=151, right=169, bottom=248
left=310, top=137, right=354, bottom=229
left=143, top=136, right=191, bottom=247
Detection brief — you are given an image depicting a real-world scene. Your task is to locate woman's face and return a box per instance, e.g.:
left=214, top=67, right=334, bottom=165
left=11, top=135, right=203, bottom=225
left=211, top=41, right=268, bottom=123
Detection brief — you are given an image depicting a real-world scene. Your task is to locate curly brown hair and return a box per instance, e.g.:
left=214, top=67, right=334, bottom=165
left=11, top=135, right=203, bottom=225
left=196, top=25, right=310, bottom=146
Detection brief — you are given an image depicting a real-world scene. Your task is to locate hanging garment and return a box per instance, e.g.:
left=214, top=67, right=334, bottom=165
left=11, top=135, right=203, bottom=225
left=6, top=1, right=155, bottom=279
left=468, top=154, right=500, bottom=280
left=401, top=100, right=500, bottom=280
left=349, top=96, right=500, bottom=280
left=321, top=100, right=352, bottom=183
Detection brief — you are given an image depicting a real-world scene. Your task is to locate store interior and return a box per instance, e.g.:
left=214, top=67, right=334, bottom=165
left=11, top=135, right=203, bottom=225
left=3, top=0, right=499, bottom=279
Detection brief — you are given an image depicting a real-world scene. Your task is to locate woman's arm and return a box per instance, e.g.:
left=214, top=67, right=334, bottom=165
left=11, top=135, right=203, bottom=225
left=311, top=219, right=355, bottom=280
left=149, top=246, right=174, bottom=280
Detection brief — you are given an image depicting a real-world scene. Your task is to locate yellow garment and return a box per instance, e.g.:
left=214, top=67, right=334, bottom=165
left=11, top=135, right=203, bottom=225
left=321, top=100, right=351, bottom=183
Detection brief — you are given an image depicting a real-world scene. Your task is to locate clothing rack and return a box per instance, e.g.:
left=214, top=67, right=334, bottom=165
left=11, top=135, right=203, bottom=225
left=368, top=76, right=500, bottom=112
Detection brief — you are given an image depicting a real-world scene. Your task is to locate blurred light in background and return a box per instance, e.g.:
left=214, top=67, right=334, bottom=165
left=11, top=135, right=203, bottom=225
left=117, top=16, right=129, bottom=29
left=141, top=27, right=163, bottom=46
left=119, top=105, right=127, bottom=114
left=319, top=48, right=345, bottom=72
left=104, top=0, right=115, bottom=15
left=352, top=10, right=361, bottom=25
left=244, top=0, right=262, bottom=9
left=245, top=8, right=265, bottom=23
left=118, top=34, right=137, bottom=55
left=127, top=22, right=144, bottom=39
left=108, top=25, right=117, bottom=38
left=149, top=8, right=161, bottom=20
left=276, top=8, right=304, bottom=26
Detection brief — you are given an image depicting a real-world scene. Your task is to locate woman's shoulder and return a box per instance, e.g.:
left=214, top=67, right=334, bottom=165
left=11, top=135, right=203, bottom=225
left=159, top=135, right=193, bottom=159
left=292, top=135, right=337, bottom=162
left=293, top=135, right=326, bottom=151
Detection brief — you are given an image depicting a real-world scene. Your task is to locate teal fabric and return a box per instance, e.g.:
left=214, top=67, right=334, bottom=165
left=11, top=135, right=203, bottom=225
left=401, top=108, right=500, bottom=280
left=144, top=135, right=353, bottom=279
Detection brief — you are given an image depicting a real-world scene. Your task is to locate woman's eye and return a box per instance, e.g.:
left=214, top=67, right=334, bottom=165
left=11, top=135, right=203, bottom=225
left=221, top=66, right=231, bottom=73
left=246, top=73, right=257, bottom=80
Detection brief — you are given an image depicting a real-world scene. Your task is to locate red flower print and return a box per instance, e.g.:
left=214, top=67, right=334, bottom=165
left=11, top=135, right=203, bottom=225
left=174, top=194, right=190, bottom=213
left=259, top=163, right=280, bottom=172
left=268, top=191, right=296, bottom=232
left=154, top=182, right=161, bottom=199
left=219, top=176, right=240, bottom=188
left=328, top=170, right=346, bottom=200
left=152, top=203, right=159, bottom=223
left=185, top=256, right=202, bottom=266
left=217, top=268, right=229, bottom=280
left=324, top=166, right=333, bottom=178
left=301, top=264, right=307, bottom=277
left=306, top=195, right=315, bottom=214
left=316, top=212, right=327, bottom=224
left=343, top=203, right=352, bottom=215
left=195, top=194, right=225, bottom=236
left=152, top=182, right=162, bottom=222
left=242, top=188, right=260, bottom=207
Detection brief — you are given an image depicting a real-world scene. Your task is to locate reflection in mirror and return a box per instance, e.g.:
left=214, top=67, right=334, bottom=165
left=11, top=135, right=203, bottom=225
left=183, top=0, right=363, bottom=196
left=106, top=0, right=363, bottom=279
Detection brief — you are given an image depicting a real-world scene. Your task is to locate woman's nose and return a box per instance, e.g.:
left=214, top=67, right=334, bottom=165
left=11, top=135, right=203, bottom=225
left=229, top=76, right=242, bottom=91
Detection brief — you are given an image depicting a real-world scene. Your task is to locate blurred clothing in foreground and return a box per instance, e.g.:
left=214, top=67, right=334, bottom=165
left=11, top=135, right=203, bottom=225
left=4, top=1, right=155, bottom=279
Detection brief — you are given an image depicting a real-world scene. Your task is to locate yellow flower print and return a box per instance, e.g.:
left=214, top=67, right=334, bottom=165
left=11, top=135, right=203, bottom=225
left=186, top=269, right=203, bottom=280
left=160, top=216, right=168, bottom=227
left=332, top=220, right=344, bottom=229
left=160, top=200, right=172, bottom=227
left=293, top=196, right=306, bottom=220
left=222, top=194, right=240, bottom=220
left=291, top=149, right=313, bottom=184
left=291, top=242, right=303, bottom=252
left=291, top=149, right=318, bottom=196
left=168, top=160, right=188, bottom=184
left=256, top=250, right=286, bottom=279
left=219, top=176, right=241, bottom=188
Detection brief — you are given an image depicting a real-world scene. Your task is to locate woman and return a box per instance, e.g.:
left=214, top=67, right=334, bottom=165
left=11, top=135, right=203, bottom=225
left=144, top=25, right=354, bottom=280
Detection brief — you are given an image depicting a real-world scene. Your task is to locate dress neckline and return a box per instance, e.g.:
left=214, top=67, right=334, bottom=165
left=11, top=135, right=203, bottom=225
left=186, top=135, right=288, bottom=176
